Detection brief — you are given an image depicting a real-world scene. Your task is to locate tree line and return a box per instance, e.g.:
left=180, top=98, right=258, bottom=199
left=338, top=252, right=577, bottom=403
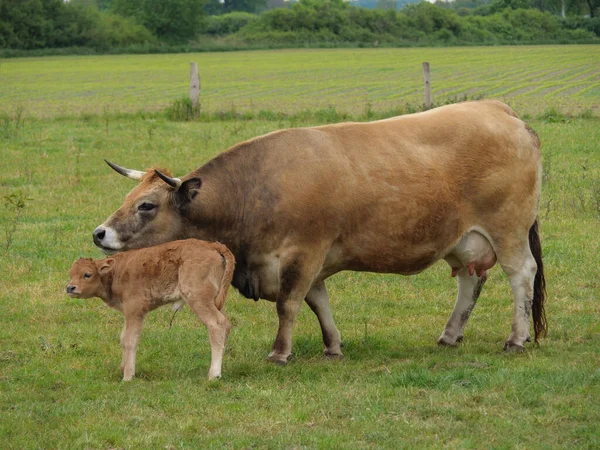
left=0, top=0, right=598, bottom=53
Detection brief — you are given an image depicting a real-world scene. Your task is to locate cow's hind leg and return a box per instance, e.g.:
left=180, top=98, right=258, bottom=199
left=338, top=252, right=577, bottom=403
left=305, top=281, right=343, bottom=358
left=499, top=243, right=538, bottom=351
left=438, top=269, right=486, bottom=346
left=180, top=263, right=231, bottom=380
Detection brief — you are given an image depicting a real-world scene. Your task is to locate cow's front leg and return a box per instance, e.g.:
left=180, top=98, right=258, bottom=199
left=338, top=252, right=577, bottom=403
left=121, top=313, right=144, bottom=381
left=438, top=269, right=486, bottom=346
left=305, top=281, right=343, bottom=358
left=268, top=255, right=321, bottom=365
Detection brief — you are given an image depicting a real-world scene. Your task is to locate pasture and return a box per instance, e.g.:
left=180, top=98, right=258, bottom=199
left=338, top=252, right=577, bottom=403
left=1, top=46, right=599, bottom=118
left=1, top=46, right=600, bottom=448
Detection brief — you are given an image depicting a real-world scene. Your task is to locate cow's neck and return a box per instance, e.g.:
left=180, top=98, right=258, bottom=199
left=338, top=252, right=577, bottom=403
left=182, top=176, right=247, bottom=254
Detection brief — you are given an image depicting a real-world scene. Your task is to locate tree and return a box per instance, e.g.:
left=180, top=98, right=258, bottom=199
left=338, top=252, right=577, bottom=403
left=582, top=0, right=600, bottom=16
left=222, top=0, right=268, bottom=13
left=112, top=0, right=207, bottom=41
left=376, top=0, right=397, bottom=10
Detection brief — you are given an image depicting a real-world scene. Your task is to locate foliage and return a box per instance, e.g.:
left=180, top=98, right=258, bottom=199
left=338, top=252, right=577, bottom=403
left=203, top=12, right=259, bottom=35
left=0, top=0, right=154, bottom=50
left=165, top=96, right=201, bottom=121
left=112, top=0, right=207, bottom=42
left=0, top=0, right=599, bottom=51
left=222, top=0, right=269, bottom=13
left=230, top=0, right=597, bottom=44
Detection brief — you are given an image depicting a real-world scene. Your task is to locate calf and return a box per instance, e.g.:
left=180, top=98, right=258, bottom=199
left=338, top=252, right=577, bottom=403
left=66, top=239, right=234, bottom=381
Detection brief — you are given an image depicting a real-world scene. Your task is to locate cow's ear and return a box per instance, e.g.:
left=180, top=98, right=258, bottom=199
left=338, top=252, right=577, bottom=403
left=178, top=178, right=202, bottom=202
left=98, top=258, right=115, bottom=276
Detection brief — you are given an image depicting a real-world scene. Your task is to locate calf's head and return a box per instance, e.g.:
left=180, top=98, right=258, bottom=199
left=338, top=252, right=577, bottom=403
left=66, top=258, right=114, bottom=298
left=93, top=160, right=201, bottom=254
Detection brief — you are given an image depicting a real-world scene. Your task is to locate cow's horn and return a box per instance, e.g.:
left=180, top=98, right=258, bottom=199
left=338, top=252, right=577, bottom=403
left=154, top=169, right=182, bottom=189
left=105, top=159, right=145, bottom=181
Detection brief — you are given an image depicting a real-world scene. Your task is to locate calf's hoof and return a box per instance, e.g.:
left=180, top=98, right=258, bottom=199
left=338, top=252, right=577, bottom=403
left=503, top=341, right=525, bottom=352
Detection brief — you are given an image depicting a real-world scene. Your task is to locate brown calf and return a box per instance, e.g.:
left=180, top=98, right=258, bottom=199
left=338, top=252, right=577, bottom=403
left=66, top=239, right=234, bottom=380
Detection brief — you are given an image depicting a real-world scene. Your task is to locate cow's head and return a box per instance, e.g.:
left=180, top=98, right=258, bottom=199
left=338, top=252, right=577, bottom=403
left=66, top=257, right=113, bottom=298
left=93, top=160, right=201, bottom=254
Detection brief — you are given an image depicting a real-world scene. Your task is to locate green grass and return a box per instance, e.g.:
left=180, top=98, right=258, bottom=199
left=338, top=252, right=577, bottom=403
left=1, top=112, right=599, bottom=448
left=1, top=47, right=600, bottom=447
left=1, top=46, right=599, bottom=119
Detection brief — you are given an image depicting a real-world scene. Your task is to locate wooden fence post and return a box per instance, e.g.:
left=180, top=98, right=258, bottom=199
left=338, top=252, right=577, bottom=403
left=422, top=62, right=431, bottom=109
left=190, top=62, right=200, bottom=108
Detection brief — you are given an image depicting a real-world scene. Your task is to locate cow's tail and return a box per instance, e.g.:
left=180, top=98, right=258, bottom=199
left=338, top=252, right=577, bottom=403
left=529, top=219, right=547, bottom=343
left=214, top=243, right=235, bottom=311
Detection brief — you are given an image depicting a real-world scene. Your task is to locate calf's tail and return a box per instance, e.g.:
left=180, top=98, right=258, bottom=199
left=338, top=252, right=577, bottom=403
left=529, top=219, right=547, bottom=343
left=214, top=243, right=235, bottom=311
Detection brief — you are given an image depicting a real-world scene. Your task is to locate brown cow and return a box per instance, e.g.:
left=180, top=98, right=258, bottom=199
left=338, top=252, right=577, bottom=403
left=92, top=100, right=546, bottom=364
left=66, top=239, right=234, bottom=380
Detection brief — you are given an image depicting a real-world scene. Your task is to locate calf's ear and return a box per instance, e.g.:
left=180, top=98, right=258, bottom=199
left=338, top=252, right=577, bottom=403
left=177, top=178, right=202, bottom=203
left=98, top=258, right=115, bottom=275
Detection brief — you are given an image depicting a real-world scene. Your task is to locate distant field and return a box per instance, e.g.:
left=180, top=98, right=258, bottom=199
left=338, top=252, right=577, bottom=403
left=1, top=45, right=599, bottom=118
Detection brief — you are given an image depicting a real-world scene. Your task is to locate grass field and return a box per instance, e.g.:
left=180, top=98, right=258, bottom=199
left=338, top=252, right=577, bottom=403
left=1, top=47, right=600, bottom=448
left=1, top=46, right=599, bottom=119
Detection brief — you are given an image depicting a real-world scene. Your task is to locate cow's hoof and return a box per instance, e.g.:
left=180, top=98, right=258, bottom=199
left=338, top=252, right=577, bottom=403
left=525, top=336, right=532, bottom=343
left=437, top=336, right=459, bottom=347
left=503, top=341, right=525, bottom=352
left=324, top=350, right=344, bottom=360
left=267, top=352, right=292, bottom=365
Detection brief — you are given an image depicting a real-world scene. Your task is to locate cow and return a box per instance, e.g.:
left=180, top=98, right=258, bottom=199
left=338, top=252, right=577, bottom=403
left=92, top=100, right=547, bottom=365
left=66, top=239, right=235, bottom=380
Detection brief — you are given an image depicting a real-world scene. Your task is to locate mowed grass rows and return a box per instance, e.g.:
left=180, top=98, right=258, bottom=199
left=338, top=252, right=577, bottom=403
left=1, top=47, right=599, bottom=448
left=1, top=45, right=599, bottom=119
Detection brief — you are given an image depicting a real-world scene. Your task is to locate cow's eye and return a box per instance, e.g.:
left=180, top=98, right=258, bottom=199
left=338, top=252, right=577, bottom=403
left=138, top=202, right=156, bottom=212
left=83, top=273, right=92, bottom=279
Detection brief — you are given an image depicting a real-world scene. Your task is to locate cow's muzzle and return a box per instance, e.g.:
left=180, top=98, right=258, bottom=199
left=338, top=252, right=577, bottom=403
left=93, top=226, right=120, bottom=254
left=93, top=227, right=106, bottom=246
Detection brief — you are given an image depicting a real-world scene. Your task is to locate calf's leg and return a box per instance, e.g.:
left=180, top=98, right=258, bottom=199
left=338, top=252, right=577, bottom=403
left=121, top=314, right=144, bottom=381
left=187, top=297, right=231, bottom=380
left=180, top=263, right=231, bottom=380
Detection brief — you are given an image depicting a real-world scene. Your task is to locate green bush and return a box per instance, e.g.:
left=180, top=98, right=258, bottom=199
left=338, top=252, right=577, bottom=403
left=203, top=12, right=258, bottom=35
left=1, top=0, right=598, bottom=52
left=165, top=97, right=200, bottom=121
left=0, top=0, right=154, bottom=50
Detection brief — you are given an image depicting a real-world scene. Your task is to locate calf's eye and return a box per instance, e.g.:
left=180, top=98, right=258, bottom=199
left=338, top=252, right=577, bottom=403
left=83, top=273, right=92, bottom=279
